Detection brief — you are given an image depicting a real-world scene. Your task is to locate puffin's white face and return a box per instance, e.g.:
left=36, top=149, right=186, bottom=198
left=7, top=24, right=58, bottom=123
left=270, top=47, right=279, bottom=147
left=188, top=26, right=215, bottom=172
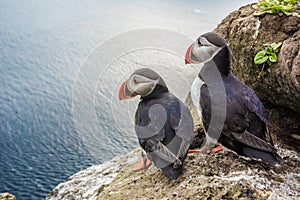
left=119, top=72, right=159, bottom=100
left=127, top=74, right=159, bottom=97
left=185, top=37, right=222, bottom=64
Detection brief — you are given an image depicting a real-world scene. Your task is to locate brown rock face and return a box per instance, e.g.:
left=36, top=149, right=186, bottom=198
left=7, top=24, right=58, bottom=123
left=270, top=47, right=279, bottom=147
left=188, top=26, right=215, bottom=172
left=214, top=4, right=300, bottom=113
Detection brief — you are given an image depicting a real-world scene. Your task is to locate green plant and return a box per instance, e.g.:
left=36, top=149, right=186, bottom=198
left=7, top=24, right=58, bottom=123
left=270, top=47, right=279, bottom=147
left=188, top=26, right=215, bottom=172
left=252, top=0, right=299, bottom=16
left=254, top=42, right=282, bottom=78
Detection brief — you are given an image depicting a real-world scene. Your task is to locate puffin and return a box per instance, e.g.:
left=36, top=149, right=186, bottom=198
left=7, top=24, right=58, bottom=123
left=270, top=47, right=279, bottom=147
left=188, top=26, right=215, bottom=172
left=119, top=68, right=195, bottom=179
left=184, top=32, right=281, bottom=163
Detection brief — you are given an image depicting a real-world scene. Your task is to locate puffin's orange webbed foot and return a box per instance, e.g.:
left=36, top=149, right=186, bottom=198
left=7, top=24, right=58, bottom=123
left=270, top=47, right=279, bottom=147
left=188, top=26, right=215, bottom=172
left=133, top=158, right=151, bottom=172
left=188, top=145, right=223, bottom=154
left=188, top=144, right=211, bottom=154
left=212, top=145, right=222, bottom=153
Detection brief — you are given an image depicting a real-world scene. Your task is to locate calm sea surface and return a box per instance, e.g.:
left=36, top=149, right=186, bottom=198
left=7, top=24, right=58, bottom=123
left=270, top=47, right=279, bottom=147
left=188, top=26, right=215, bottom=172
left=0, top=0, right=254, bottom=199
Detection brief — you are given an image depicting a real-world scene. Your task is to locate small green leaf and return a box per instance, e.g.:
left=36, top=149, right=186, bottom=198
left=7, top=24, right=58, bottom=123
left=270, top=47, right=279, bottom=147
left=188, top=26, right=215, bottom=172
left=256, top=56, right=268, bottom=64
left=269, top=53, right=277, bottom=62
left=265, top=47, right=273, bottom=54
left=271, top=42, right=282, bottom=50
left=252, top=0, right=297, bottom=17
left=254, top=11, right=266, bottom=16
left=257, top=50, right=266, bottom=57
left=282, top=10, right=292, bottom=16
left=254, top=51, right=268, bottom=64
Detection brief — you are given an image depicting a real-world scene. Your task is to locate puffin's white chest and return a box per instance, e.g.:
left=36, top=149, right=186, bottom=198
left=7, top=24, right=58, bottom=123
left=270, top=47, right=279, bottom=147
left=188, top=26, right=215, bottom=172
left=191, top=76, right=204, bottom=120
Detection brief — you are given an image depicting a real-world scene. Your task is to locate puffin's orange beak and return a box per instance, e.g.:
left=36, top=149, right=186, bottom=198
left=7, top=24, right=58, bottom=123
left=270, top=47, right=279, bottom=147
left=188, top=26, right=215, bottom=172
left=118, top=80, right=135, bottom=100
left=185, top=43, right=193, bottom=64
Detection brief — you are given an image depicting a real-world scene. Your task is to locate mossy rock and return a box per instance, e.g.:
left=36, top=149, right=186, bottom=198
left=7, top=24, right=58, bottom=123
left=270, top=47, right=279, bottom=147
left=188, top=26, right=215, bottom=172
left=214, top=3, right=300, bottom=113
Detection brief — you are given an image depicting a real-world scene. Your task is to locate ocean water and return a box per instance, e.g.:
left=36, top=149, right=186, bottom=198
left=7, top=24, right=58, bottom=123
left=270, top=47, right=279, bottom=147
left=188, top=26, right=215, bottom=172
left=0, top=0, right=254, bottom=199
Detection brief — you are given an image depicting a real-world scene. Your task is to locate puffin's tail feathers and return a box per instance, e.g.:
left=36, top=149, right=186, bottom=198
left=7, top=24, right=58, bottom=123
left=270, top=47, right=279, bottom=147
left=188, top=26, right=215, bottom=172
left=242, top=146, right=282, bottom=164
left=161, top=164, right=183, bottom=179
left=228, top=130, right=282, bottom=163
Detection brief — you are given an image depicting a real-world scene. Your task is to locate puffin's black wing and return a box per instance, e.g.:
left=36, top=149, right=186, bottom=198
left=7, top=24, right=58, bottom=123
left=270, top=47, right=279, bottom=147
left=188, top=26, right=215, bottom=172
left=240, top=84, right=267, bottom=124
left=169, top=100, right=194, bottom=160
left=224, top=82, right=281, bottom=163
left=169, top=101, right=194, bottom=144
left=221, top=128, right=282, bottom=163
left=224, top=130, right=276, bottom=153
left=200, top=80, right=281, bottom=163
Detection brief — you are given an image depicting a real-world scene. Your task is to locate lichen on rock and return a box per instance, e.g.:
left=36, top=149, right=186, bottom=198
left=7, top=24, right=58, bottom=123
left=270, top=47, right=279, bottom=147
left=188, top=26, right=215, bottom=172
left=0, top=193, right=16, bottom=200
left=96, top=147, right=299, bottom=200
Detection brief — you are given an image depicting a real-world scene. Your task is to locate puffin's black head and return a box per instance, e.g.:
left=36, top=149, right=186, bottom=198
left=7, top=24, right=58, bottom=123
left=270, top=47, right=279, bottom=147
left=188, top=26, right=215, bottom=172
left=119, top=68, right=168, bottom=100
left=185, top=32, right=231, bottom=75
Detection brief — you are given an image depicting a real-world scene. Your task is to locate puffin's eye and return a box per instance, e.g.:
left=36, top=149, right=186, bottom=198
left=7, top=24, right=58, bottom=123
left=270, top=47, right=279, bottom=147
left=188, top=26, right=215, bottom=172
left=133, top=77, right=138, bottom=84
left=197, top=39, right=203, bottom=47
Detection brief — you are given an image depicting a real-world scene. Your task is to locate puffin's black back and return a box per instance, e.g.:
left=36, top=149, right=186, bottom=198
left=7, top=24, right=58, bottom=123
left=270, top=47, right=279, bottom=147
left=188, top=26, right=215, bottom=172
left=135, top=92, right=194, bottom=178
left=200, top=74, right=281, bottom=163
